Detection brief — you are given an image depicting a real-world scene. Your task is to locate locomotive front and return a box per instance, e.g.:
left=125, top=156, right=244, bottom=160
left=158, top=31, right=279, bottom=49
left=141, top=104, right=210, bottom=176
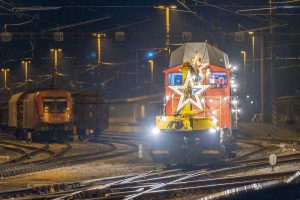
left=151, top=43, right=238, bottom=165
left=34, top=90, right=73, bottom=140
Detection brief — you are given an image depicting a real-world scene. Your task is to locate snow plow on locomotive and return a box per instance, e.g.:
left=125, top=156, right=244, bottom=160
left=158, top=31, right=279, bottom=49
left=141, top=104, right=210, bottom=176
left=151, top=42, right=238, bottom=165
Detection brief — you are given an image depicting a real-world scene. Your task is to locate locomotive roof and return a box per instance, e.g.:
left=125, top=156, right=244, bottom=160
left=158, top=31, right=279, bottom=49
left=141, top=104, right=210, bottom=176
left=168, top=42, right=229, bottom=69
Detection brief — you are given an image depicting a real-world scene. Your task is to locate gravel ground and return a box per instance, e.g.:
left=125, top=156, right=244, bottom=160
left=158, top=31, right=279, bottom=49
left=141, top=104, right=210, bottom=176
left=0, top=146, right=20, bottom=164
left=63, top=142, right=110, bottom=157
left=0, top=152, right=161, bottom=190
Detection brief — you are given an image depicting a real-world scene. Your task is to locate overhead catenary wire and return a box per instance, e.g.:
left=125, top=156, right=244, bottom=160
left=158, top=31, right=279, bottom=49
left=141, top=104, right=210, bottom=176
left=192, top=0, right=288, bottom=27
left=43, top=16, right=111, bottom=32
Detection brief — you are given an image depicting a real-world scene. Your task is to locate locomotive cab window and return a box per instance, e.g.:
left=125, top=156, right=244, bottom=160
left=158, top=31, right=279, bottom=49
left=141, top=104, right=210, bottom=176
left=209, top=72, right=227, bottom=88
left=43, top=97, right=67, bottom=113
left=168, top=72, right=182, bottom=86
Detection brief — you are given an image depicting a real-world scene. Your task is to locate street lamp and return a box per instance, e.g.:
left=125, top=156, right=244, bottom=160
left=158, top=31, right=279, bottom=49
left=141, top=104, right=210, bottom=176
left=148, top=60, right=154, bottom=87
left=241, top=50, right=246, bottom=89
left=50, top=48, right=62, bottom=87
left=22, top=60, right=31, bottom=90
left=1, top=68, right=10, bottom=89
left=248, top=31, right=255, bottom=74
left=155, top=5, right=177, bottom=53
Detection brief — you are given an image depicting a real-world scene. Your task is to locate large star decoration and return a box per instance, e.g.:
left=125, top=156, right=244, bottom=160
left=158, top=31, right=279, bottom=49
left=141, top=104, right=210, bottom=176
left=169, top=71, right=210, bottom=113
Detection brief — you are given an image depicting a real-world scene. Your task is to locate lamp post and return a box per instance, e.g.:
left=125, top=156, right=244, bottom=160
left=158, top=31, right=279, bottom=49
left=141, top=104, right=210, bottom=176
left=248, top=31, right=255, bottom=74
left=1, top=68, right=10, bottom=89
left=50, top=48, right=62, bottom=87
left=22, top=60, right=31, bottom=90
left=156, top=5, right=177, bottom=53
left=148, top=60, right=154, bottom=88
left=241, top=50, right=246, bottom=89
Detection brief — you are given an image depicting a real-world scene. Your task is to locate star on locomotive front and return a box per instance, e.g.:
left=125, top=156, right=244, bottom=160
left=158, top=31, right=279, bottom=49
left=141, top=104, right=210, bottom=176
left=151, top=42, right=238, bottom=165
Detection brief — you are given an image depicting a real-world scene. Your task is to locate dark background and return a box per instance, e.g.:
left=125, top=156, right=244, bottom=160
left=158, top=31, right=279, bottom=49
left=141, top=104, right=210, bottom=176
left=0, top=0, right=300, bottom=118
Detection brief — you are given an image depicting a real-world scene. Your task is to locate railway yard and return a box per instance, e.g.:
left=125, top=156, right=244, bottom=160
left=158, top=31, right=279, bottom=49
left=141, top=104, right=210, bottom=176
left=0, top=123, right=299, bottom=200
left=1, top=1, right=300, bottom=199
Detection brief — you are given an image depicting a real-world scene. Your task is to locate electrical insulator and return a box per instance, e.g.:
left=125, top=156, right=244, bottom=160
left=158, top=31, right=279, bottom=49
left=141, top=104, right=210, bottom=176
left=1, top=32, right=12, bottom=42
left=115, top=31, right=125, bottom=41
left=54, top=31, right=64, bottom=41
left=182, top=31, right=192, bottom=42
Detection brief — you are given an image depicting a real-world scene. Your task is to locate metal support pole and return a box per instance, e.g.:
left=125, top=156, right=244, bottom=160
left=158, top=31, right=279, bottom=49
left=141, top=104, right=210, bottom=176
left=165, top=6, right=170, bottom=54
left=96, top=33, right=101, bottom=137
left=241, top=51, right=246, bottom=90
left=260, top=32, right=264, bottom=121
left=97, top=33, right=101, bottom=65
left=4, top=70, right=8, bottom=89
left=252, top=35, right=255, bottom=74
left=50, top=48, right=61, bottom=88
left=135, top=51, right=138, bottom=84
left=270, top=0, right=277, bottom=139
left=148, top=60, right=154, bottom=90
left=22, top=60, right=30, bottom=91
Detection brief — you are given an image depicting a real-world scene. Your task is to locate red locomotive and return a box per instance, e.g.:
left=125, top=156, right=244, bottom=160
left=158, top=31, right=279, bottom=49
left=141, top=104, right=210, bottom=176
left=151, top=42, right=238, bottom=165
left=0, top=89, right=108, bottom=142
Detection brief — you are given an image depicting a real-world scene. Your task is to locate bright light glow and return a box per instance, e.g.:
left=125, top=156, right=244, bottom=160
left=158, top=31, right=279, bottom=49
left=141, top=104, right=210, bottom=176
left=238, top=109, right=241, bottom=113
left=246, top=95, right=250, bottom=99
left=161, top=116, right=167, bottom=121
left=209, top=128, right=217, bottom=133
left=228, top=64, right=232, bottom=68
left=212, top=116, right=218, bottom=124
left=232, top=109, right=236, bottom=113
left=201, top=98, right=205, bottom=103
left=251, top=100, right=254, bottom=104
left=165, top=96, right=170, bottom=101
left=151, top=127, right=160, bottom=135
left=232, top=100, right=237, bottom=104
left=231, top=80, right=235, bottom=84
left=233, top=66, right=237, bottom=70
left=233, top=88, right=236, bottom=92
left=209, top=99, right=213, bottom=102
left=223, top=97, right=228, bottom=101
left=146, top=51, right=155, bottom=58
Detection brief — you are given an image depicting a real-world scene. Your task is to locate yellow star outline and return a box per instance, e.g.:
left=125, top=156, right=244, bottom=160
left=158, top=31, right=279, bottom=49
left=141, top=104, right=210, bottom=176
left=168, top=71, right=210, bottom=113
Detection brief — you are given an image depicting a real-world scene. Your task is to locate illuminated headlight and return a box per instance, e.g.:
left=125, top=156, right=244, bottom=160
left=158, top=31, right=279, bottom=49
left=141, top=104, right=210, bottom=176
left=151, top=127, right=160, bottom=135
left=212, top=116, right=218, bottom=125
left=160, top=116, right=167, bottom=122
left=209, top=128, right=217, bottom=133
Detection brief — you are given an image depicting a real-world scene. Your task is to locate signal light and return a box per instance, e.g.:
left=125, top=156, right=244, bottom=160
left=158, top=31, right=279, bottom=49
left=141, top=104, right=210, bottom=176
left=146, top=51, right=155, bottom=59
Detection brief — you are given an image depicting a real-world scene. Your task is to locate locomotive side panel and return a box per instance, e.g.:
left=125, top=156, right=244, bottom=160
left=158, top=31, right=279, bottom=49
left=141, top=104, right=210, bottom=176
left=23, top=93, right=39, bottom=130
left=8, top=92, right=24, bottom=128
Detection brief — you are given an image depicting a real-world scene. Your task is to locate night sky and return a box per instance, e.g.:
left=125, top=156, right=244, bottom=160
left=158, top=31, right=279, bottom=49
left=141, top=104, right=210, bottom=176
left=1, top=0, right=300, bottom=107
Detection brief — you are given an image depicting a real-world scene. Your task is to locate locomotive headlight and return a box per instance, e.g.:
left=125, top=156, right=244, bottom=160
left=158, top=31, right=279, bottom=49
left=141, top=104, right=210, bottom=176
left=212, top=116, right=218, bottom=125
left=160, top=116, right=167, bottom=122
left=151, top=127, right=160, bottom=135
left=209, top=128, right=217, bottom=133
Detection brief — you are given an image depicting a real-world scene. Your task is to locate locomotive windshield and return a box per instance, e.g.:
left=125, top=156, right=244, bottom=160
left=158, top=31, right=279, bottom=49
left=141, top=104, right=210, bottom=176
left=43, top=97, right=68, bottom=113
left=209, top=72, right=227, bottom=88
left=168, top=72, right=183, bottom=86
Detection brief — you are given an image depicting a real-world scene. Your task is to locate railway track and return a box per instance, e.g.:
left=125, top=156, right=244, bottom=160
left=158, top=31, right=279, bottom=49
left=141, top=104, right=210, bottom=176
left=1, top=159, right=298, bottom=200
left=0, top=138, right=137, bottom=178
left=1, top=149, right=299, bottom=200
